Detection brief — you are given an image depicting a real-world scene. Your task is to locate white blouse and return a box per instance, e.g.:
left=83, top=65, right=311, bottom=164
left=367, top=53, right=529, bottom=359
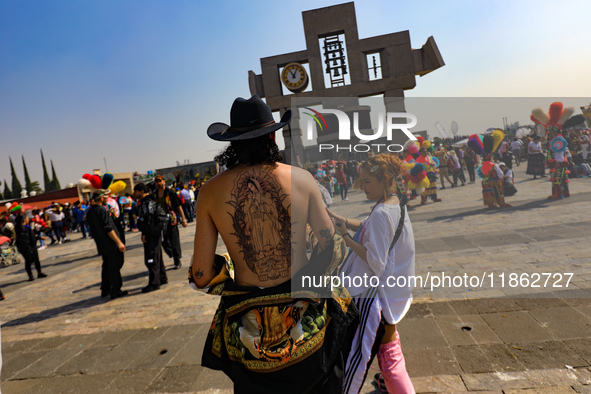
left=528, top=141, right=542, bottom=154
left=341, top=203, right=415, bottom=325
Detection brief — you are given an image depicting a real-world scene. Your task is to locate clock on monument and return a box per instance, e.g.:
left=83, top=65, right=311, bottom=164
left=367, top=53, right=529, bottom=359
left=281, top=62, right=309, bottom=93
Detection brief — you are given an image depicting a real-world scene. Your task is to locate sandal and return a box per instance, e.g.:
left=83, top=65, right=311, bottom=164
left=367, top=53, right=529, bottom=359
left=374, top=373, right=388, bottom=392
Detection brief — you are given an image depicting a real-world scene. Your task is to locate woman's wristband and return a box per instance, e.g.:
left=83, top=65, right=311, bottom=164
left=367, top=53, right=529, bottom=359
left=342, top=232, right=352, bottom=239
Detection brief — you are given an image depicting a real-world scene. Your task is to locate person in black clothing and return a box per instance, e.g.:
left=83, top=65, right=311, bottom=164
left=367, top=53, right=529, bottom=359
left=153, top=175, right=187, bottom=269
left=134, top=183, right=168, bottom=293
left=463, top=145, right=476, bottom=183
left=14, top=212, right=48, bottom=281
left=106, top=196, right=126, bottom=246
left=86, top=191, right=128, bottom=299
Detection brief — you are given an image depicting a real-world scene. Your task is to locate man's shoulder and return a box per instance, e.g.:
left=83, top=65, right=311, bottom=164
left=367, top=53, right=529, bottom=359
left=87, top=204, right=106, bottom=218
left=290, top=164, right=315, bottom=181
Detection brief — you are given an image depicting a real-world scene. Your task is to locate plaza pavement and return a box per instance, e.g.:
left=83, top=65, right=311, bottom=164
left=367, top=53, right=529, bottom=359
left=1, top=162, right=591, bottom=393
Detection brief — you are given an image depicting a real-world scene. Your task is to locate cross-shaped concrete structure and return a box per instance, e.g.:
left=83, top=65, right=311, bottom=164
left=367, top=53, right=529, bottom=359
left=249, top=2, right=444, bottom=165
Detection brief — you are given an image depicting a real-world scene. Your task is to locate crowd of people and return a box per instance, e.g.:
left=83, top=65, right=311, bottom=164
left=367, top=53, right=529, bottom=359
left=0, top=178, right=202, bottom=300
left=2, top=92, right=589, bottom=392
left=188, top=97, right=589, bottom=392
left=310, top=127, right=591, bottom=211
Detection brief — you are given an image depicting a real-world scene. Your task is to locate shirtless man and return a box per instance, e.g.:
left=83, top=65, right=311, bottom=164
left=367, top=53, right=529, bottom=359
left=191, top=95, right=355, bottom=393
left=191, top=95, right=334, bottom=289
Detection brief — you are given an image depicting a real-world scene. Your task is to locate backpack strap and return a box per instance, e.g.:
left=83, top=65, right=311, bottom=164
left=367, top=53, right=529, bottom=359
left=388, top=198, right=407, bottom=252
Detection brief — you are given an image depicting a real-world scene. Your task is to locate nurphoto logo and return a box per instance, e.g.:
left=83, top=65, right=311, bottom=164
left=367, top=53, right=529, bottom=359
left=299, top=106, right=418, bottom=153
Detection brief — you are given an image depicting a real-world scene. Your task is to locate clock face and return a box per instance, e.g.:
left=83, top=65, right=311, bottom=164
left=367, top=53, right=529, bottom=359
left=281, top=62, right=308, bottom=93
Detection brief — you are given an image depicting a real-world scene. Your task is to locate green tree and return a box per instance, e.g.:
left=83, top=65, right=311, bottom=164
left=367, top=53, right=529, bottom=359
left=50, top=160, right=61, bottom=190
left=29, top=181, right=43, bottom=195
left=41, top=149, right=52, bottom=192
left=0, top=179, right=3, bottom=200
left=3, top=179, right=12, bottom=200
left=10, top=157, right=23, bottom=198
left=22, top=155, right=33, bottom=195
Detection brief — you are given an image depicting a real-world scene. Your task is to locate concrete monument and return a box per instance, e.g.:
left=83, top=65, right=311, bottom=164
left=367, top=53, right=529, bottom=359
left=249, top=2, right=444, bottom=164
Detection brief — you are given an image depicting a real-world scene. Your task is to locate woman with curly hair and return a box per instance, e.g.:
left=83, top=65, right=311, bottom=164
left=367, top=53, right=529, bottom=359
left=327, top=153, right=415, bottom=394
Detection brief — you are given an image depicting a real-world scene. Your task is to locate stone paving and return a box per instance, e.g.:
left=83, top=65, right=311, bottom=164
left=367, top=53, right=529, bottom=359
left=1, top=162, right=590, bottom=393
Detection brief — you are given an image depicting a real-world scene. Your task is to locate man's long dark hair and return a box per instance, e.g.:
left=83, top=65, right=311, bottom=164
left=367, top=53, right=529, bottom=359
left=214, top=135, right=283, bottom=168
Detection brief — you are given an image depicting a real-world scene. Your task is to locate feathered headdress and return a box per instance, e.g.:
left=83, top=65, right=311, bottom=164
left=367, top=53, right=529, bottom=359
left=516, top=127, right=531, bottom=139
left=467, top=134, right=485, bottom=155
left=77, top=173, right=127, bottom=197
left=531, top=102, right=574, bottom=130
left=482, top=134, right=494, bottom=154
left=491, top=129, right=505, bottom=152
left=9, top=202, right=22, bottom=213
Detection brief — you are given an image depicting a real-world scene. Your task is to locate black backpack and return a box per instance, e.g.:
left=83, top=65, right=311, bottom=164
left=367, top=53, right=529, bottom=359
left=152, top=203, right=169, bottom=235
left=138, top=198, right=169, bottom=236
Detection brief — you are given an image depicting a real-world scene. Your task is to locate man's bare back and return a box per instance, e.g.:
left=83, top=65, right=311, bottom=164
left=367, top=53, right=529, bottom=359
left=192, top=162, right=334, bottom=288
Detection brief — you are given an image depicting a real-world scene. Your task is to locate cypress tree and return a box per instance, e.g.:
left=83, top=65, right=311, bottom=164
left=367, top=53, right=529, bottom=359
left=3, top=179, right=12, bottom=200
left=41, top=150, right=51, bottom=192
left=22, top=155, right=33, bottom=195
left=50, top=160, right=61, bottom=190
left=10, top=157, right=23, bottom=198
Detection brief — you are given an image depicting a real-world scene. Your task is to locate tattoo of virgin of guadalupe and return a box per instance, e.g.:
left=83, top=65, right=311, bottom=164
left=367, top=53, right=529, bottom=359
left=227, top=169, right=291, bottom=282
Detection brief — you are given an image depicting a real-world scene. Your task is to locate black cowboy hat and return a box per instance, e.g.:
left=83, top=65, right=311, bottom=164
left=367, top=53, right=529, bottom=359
left=207, top=95, right=291, bottom=141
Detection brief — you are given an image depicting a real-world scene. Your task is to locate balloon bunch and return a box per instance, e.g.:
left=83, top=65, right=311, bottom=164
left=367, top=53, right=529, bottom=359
left=403, top=139, right=420, bottom=161
left=406, top=162, right=430, bottom=195
left=403, top=137, right=434, bottom=162
left=416, top=136, right=433, bottom=152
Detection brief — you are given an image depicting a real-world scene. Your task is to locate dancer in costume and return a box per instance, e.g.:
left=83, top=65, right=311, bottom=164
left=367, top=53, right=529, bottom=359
left=528, top=102, right=577, bottom=179
left=416, top=148, right=441, bottom=205
left=327, top=154, right=415, bottom=394
left=548, top=131, right=570, bottom=200
left=480, top=158, right=511, bottom=208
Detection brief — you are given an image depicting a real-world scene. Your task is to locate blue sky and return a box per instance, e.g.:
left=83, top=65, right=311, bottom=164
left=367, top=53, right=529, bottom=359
left=1, top=0, right=590, bottom=190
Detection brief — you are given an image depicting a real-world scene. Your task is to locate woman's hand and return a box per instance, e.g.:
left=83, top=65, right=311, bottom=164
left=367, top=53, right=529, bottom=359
left=333, top=218, right=348, bottom=236
left=326, top=208, right=347, bottom=234
left=325, top=207, right=343, bottom=223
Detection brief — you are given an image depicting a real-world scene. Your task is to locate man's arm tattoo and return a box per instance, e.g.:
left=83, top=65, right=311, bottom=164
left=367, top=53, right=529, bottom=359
left=195, top=268, right=204, bottom=279
left=317, top=227, right=335, bottom=250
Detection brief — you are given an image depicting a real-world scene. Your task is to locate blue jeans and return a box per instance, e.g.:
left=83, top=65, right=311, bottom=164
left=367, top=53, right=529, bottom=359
left=52, top=221, right=65, bottom=242
left=77, top=220, right=87, bottom=238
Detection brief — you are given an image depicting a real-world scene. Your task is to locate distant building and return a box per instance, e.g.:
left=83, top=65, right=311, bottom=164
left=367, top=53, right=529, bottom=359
left=155, top=161, right=218, bottom=185
left=0, top=187, right=80, bottom=213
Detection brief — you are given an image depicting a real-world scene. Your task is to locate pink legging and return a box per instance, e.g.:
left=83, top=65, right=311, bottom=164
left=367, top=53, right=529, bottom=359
left=377, top=331, right=415, bottom=393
